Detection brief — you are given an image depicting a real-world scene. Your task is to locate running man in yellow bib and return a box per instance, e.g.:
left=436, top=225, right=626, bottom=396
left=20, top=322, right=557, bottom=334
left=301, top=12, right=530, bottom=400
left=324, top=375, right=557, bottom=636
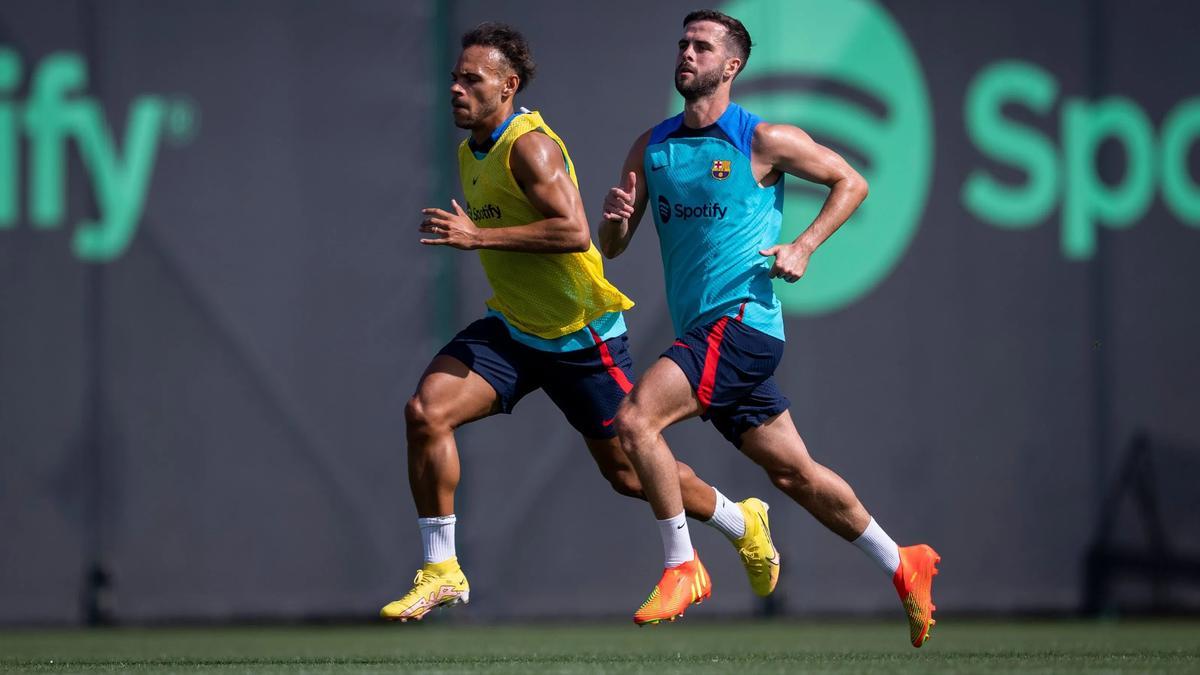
left=380, top=23, right=780, bottom=622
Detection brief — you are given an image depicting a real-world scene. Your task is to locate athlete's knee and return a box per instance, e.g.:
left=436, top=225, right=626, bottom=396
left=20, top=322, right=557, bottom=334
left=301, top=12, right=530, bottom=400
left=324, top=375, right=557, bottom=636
left=613, top=399, right=654, bottom=447
left=405, top=395, right=452, bottom=439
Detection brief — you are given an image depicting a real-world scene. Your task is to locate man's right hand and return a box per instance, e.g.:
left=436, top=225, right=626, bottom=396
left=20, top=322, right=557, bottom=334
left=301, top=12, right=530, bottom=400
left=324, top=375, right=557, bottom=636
left=602, top=172, right=637, bottom=222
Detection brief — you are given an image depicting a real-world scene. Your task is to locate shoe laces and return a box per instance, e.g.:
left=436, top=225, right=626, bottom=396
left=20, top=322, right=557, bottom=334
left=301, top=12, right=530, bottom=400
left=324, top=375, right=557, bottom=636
left=402, top=568, right=444, bottom=602
left=398, top=566, right=441, bottom=605
left=412, top=569, right=436, bottom=586
left=739, top=540, right=769, bottom=574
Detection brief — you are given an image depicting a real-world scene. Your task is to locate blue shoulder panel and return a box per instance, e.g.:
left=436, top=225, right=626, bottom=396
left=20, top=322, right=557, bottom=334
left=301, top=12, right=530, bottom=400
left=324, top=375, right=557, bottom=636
left=648, top=112, right=685, bottom=146
left=647, top=104, right=759, bottom=158
left=715, top=103, right=760, bottom=158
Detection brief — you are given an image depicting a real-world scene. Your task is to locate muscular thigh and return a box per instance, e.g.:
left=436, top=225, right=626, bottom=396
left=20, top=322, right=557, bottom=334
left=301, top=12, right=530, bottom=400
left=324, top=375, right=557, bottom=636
left=430, top=316, right=541, bottom=419
left=412, top=355, right=502, bottom=428
left=622, top=356, right=705, bottom=429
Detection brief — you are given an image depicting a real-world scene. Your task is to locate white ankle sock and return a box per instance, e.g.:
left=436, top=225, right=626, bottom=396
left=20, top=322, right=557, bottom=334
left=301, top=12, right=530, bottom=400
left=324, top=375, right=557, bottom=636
left=852, top=517, right=900, bottom=575
left=704, top=487, right=746, bottom=541
left=418, top=514, right=456, bottom=564
left=657, top=511, right=693, bottom=568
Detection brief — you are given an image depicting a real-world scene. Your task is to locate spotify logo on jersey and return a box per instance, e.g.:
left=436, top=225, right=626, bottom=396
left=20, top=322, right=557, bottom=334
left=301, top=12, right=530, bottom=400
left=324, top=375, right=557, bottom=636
left=699, top=0, right=933, bottom=316
left=658, top=195, right=672, bottom=223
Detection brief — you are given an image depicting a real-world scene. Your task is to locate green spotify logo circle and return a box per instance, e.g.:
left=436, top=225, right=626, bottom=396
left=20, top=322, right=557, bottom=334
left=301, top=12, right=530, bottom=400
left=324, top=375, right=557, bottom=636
left=705, top=0, right=933, bottom=315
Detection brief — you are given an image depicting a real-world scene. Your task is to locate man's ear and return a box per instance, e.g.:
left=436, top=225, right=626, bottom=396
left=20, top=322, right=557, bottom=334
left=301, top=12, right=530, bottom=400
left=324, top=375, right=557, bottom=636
left=503, top=73, right=520, bottom=98
left=725, top=57, right=743, bottom=80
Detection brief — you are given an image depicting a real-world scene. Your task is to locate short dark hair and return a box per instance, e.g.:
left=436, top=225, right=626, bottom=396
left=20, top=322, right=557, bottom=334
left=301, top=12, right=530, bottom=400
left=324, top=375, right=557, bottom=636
left=683, top=10, right=752, bottom=76
left=461, top=22, right=536, bottom=92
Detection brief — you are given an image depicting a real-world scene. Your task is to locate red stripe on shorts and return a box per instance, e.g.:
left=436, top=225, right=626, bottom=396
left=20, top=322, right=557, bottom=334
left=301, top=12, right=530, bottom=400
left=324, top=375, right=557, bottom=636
left=589, top=326, right=633, bottom=393
left=697, top=316, right=732, bottom=408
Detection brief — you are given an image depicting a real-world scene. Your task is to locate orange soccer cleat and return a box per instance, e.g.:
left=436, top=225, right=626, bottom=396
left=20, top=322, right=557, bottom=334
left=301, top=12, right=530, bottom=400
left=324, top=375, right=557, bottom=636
left=632, top=553, right=712, bottom=626
left=893, top=544, right=941, bottom=647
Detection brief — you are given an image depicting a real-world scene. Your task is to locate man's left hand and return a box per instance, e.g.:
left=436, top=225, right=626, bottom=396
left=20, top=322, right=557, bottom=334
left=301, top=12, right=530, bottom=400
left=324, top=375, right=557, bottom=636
left=420, top=199, right=481, bottom=250
left=760, top=242, right=813, bottom=283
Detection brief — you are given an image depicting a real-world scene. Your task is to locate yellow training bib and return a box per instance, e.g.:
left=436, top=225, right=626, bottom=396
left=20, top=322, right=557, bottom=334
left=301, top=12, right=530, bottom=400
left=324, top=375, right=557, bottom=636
left=457, top=111, right=633, bottom=339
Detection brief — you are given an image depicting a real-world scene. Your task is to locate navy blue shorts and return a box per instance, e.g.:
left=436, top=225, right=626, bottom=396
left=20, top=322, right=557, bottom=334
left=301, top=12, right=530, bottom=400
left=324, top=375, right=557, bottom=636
left=662, top=314, right=790, bottom=447
left=436, top=317, right=634, bottom=439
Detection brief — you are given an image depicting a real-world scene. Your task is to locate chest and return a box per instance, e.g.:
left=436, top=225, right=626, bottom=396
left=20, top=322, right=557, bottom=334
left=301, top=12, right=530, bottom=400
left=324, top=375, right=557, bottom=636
left=459, top=152, right=524, bottom=227
left=645, top=139, right=758, bottom=201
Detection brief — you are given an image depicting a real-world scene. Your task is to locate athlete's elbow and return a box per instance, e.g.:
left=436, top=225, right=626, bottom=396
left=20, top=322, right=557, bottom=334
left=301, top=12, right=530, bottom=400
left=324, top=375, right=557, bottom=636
left=564, top=223, right=592, bottom=253
left=565, top=235, right=592, bottom=253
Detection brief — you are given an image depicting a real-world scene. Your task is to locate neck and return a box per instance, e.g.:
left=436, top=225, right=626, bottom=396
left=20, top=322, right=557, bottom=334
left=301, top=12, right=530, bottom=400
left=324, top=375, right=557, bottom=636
left=683, top=90, right=730, bottom=128
left=471, top=102, right=516, bottom=145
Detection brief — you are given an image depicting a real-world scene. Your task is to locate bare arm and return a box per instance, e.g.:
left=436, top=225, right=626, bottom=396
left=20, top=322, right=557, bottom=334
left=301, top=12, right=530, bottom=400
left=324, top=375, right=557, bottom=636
left=420, top=132, right=591, bottom=253
left=596, top=130, right=651, bottom=259
left=753, top=122, right=869, bottom=282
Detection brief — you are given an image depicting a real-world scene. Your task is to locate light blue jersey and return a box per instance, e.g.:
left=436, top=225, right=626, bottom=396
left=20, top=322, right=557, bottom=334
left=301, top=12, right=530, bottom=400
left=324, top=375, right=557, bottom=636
left=643, top=103, right=785, bottom=341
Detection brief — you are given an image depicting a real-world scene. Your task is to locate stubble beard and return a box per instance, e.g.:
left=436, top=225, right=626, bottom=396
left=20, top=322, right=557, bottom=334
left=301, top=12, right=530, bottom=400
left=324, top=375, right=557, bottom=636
left=675, top=67, right=723, bottom=102
left=453, top=97, right=499, bottom=130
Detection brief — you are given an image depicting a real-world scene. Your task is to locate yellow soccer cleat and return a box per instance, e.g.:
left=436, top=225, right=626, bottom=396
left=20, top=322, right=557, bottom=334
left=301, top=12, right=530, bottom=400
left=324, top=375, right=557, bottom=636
left=380, top=557, right=470, bottom=622
left=893, top=544, right=940, bottom=647
left=733, top=498, right=780, bottom=597
left=632, top=553, right=712, bottom=626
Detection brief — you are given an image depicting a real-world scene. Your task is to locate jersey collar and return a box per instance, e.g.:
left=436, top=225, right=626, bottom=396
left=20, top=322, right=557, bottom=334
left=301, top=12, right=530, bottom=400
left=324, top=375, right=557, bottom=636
left=468, top=110, right=524, bottom=157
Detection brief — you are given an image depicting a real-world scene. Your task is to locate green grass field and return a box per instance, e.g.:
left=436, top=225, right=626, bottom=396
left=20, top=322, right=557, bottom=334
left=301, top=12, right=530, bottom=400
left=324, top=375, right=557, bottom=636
left=2, top=619, right=1197, bottom=674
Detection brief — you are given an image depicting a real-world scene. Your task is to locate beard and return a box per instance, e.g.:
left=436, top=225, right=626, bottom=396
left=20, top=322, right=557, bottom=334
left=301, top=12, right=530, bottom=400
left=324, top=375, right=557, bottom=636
left=675, top=66, right=722, bottom=101
left=452, top=97, right=498, bottom=130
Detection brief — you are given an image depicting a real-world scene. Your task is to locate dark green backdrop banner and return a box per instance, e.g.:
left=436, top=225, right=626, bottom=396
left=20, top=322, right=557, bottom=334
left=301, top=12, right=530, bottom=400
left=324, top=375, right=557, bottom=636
left=1, top=0, right=1197, bottom=623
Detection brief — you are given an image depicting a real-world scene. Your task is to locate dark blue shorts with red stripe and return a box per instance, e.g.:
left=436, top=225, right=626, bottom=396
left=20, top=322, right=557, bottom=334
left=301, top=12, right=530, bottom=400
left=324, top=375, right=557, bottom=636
left=662, top=313, right=790, bottom=447
left=436, top=317, right=634, bottom=439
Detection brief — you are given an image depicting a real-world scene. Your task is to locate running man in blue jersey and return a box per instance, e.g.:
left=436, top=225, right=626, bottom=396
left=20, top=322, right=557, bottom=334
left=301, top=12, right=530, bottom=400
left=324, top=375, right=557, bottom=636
left=598, top=10, right=940, bottom=645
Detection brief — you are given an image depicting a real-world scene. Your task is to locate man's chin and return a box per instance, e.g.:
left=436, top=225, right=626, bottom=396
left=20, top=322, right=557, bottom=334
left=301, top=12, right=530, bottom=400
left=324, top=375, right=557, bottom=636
left=675, top=81, right=718, bottom=101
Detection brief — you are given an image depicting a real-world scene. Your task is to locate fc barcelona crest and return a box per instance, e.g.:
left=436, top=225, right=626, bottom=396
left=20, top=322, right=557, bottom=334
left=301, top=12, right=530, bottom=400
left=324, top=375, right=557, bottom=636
left=711, top=159, right=731, bottom=180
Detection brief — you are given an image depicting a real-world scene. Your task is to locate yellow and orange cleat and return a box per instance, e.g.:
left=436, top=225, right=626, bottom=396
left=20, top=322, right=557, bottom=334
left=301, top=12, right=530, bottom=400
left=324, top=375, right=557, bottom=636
left=380, top=557, right=470, bottom=622
left=893, top=544, right=940, bottom=647
left=632, top=553, right=712, bottom=626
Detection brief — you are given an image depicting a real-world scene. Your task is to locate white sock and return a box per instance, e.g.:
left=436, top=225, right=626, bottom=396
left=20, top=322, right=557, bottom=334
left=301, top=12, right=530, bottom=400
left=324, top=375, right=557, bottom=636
left=657, top=511, right=693, bottom=568
left=418, top=514, right=456, bottom=564
left=703, top=487, right=746, bottom=541
left=852, top=517, right=901, bottom=576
